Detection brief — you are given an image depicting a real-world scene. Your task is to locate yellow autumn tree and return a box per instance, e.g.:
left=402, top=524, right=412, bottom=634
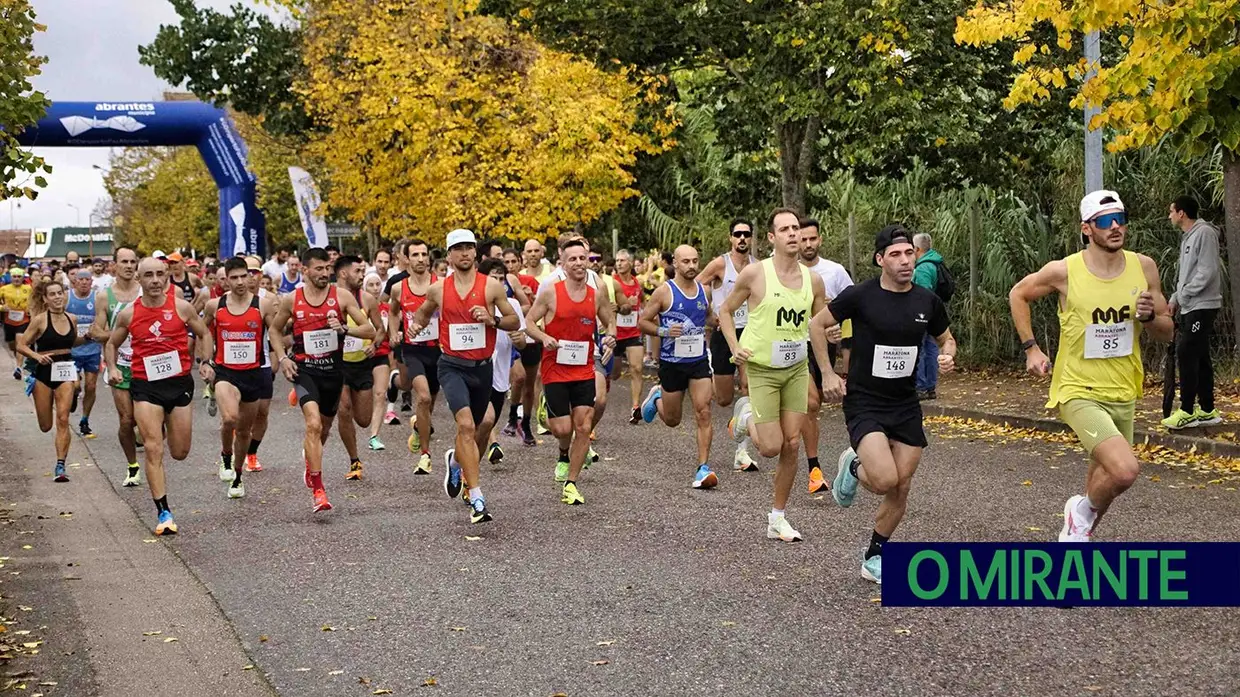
left=296, top=0, right=670, bottom=244
left=104, top=147, right=218, bottom=254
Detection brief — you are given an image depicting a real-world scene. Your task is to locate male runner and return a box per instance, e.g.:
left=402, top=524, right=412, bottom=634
left=524, top=238, right=616, bottom=504
left=335, top=254, right=383, bottom=479
left=277, top=256, right=303, bottom=295
left=798, top=218, right=854, bottom=493
left=165, top=252, right=205, bottom=309
left=203, top=257, right=279, bottom=499
left=720, top=208, right=827, bottom=542
left=106, top=257, right=215, bottom=535
left=516, top=238, right=553, bottom=441
left=478, top=258, right=529, bottom=467
left=388, top=239, right=442, bottom=474
left=241, top=256, right=275, bottom=472
left=91, top=247, right=143, bottom=486
left=90, top=257, right=115, bottom=292
left=700, top=218, right=759, bottom=470
left=1009, top=190, right=1172, bottom=542
left=66, top=269, right=102, bottom=437
left=612, top=249, right=646, bottom=424
left=810, top=225, right=956, bottom=584
left=405, top=229, right=519, bottom=523
left=638, top=244, right=717, bottom=488
left=270, top=248, right=375, bottom=513
left=501, top=248, right=539, bottom=439
left=1, top=267, right=32, bottom=378
left=381, top=239, right=413, bottom=421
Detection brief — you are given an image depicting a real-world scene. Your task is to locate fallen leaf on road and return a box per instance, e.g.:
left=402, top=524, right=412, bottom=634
left=38, top=682, right=57, bottom=686
left=242, top=665, right=254, bottom=670
left=258, top=635, right=269, bottom=642
left=464, top=536, right=481, bottom=541
left=142, top=631, right=162, bottom=636
left=1021, top=480, right=1032, bottom=486
left=721, top=621, right=736, bottom=627
left=328, top=670, right=344, bottom=676
left=1026, top=527, right=1043, bottom=532
left=293, top=667, right=310, bottom=672
left=143, top=539, right=156, bottom=543
left=870, top=597, right=881, bottom=603
left=449, top=626, right=467, bottom=632
left=58, top=513, right=71, bottom=518
left=322, top=625, right=337, bottom=632
left=373, top=689, right=393, bottom=695
left=596, top=640, right=615, bottom=646
left=591, top=659, right=609, bottom=666
left=22, top=641, right=42, bottom=648
left=551, top=693, right=567, bottom=697
left=18, top=606, right=31, bottom=612
left=163, top=637, right=178, bottom=643
left=367, top=616, right=377, bottom=621
left=14, top=630, right=30, bottom=635
left=358, top=677, right=371, bottom=685
left=20, top=545, right=31, bottom=550
left=0, top=626, right=5, bottom=634
left=422, top=677, right=438, bottom=687
left=894, top=628, right=912, bottom=636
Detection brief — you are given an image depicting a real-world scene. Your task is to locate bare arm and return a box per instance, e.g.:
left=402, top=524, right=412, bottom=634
left=522, top=286, right=556, bottom=348
left=269, top=295, right=295, bottom=379
left=638, top=284, right=670, bottom=337
left=179, top=298, right=214, bottom=365
left=340, top=292, right=376, bottom=339
left=407, top=283, right=442, bottom=336
left=1009, top=259, right=1067, bottom=375
left=89, top=290, right=110, bottom=342
left=697, top=256, right=725, bottom=288
left=718, top=264, right=758, bottom=362
left=16, top=314, right=48, bottom=363
left=490, top=278, right=520, bottom=331
left=105, top=305, right=134, bottom=381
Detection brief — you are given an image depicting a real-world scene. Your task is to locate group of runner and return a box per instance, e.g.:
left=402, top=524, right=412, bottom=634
left=8, top=190, right=1174, bottom=585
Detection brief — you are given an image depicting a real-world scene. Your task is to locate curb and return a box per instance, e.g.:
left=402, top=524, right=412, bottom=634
left=923, top=404, right=1240, bottom=459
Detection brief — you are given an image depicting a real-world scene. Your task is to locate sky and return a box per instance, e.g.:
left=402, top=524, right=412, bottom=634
left=7, top=0, right=275, bottom=230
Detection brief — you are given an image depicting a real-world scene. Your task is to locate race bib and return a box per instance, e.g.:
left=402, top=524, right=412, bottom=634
left=871, top=344, right=917, bottom=379
left=449, top=322, right=485, bottom=351
left=222, top=340, right=256, bottom=366
left=50, top=360, right=76, bottom=382
left=1085, top=322, right=1133, bottom=359
left=674, top=333, right=704, bottom=358
left=733, top=303, right=749, bottom=328
left=617, top=313, right=638, bottom=328
left=556, top=340, right=591, bottom=365
left=412, top=315, right=439, bottom=344
left=7, top=310, right=24, bottom=323
left=143, top=350, right=182, bottom=381
left=304, top=328, right=339, bottom=355
left=77, top=322, right=92, bottom=338
left=770, top=339, right=806, bottom=368
left=117, top=337, right=133, bottom=366
left=343, top=336, right=364, bottom=354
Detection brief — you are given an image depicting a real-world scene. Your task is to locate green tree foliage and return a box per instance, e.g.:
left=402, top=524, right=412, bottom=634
left=0, top=0, right=51, bottom=201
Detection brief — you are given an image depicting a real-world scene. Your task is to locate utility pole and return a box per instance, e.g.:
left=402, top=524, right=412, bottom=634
left=1084, top=31, right=1103, bottom=194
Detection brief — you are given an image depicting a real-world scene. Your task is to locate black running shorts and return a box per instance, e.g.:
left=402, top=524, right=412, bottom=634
left=213, top=365, right=265, bottom=403
left=130, top=374, right=195, bottom=412
left=438, top=355, right=493, bottom=427
left=400, top=343, right=441, bottom=395
left=844, top=403, right=927, bottom=450
left=657, top=358, right=711, bottom=394
left=544, top=378, right=596, bottom=418
left=295, top=369, right=345, bottom=417
left=709, top=326, right=744, bottom=376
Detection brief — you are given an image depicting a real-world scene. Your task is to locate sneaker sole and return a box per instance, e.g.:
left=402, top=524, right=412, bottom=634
left=470, top=512, right=493, bottom=524
left=155, top=525, right=177, bottom=536
left=1195, top=417, right=1223, bottom=427
left=692, top=472, right=718, bottom=489
left=122, top=479, right=141, bottom=487
left=861, top=566, right=881, bottom=584
left=833, top=450, right=858, bottom=507
left=443, top=451, right=462, bottom=499
left=313, top=502, right=333, bottom=512
left=54, top=475, right=70, bottom=483
left=766, top=527, right=803, bottom=542
left=228, top=490, right=245, bottom=499
left=1058, top=496, right=1079, bottom=543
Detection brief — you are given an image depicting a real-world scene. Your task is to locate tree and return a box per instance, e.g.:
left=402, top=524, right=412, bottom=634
left=297, top=0, right=670, bottom=243
left=956, top=0, right=1240, bottom=351
left=103, top=147, right=218, bottom=255
left=0, top=0, right=51, bottom=201
left=232, top=111, right=311, bottom=250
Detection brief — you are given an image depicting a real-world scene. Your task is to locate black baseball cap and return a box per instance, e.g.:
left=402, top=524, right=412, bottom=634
left=874, top=224, right=913, bottom=266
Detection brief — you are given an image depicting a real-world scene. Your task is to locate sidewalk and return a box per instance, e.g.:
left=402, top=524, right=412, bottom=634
left=923, top=369, right=1240, bottom=457
left=0, top=374, right=275, bottom=697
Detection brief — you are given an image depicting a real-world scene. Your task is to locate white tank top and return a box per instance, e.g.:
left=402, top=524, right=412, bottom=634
left=711, top=253, right=756, bottom=328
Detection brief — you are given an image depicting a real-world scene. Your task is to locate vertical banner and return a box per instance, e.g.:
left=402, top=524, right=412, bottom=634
left=288, top=166, right=328, bottom=249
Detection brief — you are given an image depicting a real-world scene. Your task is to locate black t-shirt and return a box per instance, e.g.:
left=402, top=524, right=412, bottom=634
left=383, top=270, right=409, bottom=299
left=828, top=278, right=949, bottom=411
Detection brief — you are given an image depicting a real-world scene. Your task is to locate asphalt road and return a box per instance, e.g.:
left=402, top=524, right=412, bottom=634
left=12, top=369, right=1240, bottom=696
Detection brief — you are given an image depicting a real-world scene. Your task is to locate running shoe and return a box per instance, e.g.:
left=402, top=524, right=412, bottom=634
left=122, top=466, right=142, bottom=487
left=588, top=447, right=599, bottom=465
left=70, top=387, right=79, bottom=414
left=414, top=452, right=432, bottom=475
left=629, top=407, right=641, bottom=425
left=154, top=510, right=178, bottom=535
left=833, top=448, right=860, bottom=507
left=1058, top=495, right=1093, bottom=543
left=807, top=466, right=829, bottom=494
left=728, top=396, right=751, bottom=443
left=522, top=430, right=536, bottom=447
left=312, top=488, right=332, bottom=513
left=1194, top=406, right=1224, bottom=427
left=368, top=435, right=385, bottom=451
left=862, top=555, right=882, bottom=584
left=1161, top=408, right=1197, bottom=430
left=560, top=482, right=585, bottom=505
left=407, top=421, right=421, bottom=452
left=469, top=497, right=492, bottom=524
left=53, top=462, right=69, bottom=483
left=487, top=442, right=504, bottom=464
left=228, top=481, right=246, bottom=499
left=218, top=459, right=233, bottom=481
left=640, top=385, right=662, bottom=424
left=12, top=367, right=21, bottom=380
left=733, top=445, right=758, bottom=472
left=79, top=417, right=95, bottom=439
left=24, top=374, right=34, bottom=397
left=244, top=454, right=262, bottom=472
left=501, top=422, right=518, bottom=438
left=207, top=394, right=217, bottom=417
left=766, top=513, right=803, bottom=542
left=401, top=393, right=413, bottom=412
left=346, top=461, right=364, bottom=480
left=384, top=410, right=400, bottom=426
left=554, top=455, right=570, bottom=483
left=443, top=449, right=462, bottom=499
left=692, top=465, right=718, bottom=489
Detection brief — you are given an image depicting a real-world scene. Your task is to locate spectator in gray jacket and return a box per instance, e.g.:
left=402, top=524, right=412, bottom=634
left=1163, top=195, right=1224, bottom=430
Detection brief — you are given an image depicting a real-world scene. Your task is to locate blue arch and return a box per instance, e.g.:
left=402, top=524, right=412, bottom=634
left=15, top=101, right=265, bottom=259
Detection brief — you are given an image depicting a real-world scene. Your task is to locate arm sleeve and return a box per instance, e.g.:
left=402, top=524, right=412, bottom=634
left=827, top=283, right=859, bottom=322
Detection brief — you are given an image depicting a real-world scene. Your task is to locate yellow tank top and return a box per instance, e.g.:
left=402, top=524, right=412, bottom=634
left=343, top=294, right=371, bottom=363
left=739, top=259, right=813, bottom=368
left=1046, top=250, right=1146, bottom=407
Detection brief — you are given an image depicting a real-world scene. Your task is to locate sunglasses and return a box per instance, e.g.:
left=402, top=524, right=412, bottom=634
left=731, top=230, right=753, bottom=238
left=1090, top=211, right=1128, bottom=229
left=588, top=255, right=602, bottom=261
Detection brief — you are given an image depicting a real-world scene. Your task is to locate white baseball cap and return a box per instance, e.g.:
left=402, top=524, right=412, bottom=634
left=150, top=249, right=167, bottom=259
left=1079, top=190, right=1125, bottom=222
left=445, top=229, right=477, bottom=249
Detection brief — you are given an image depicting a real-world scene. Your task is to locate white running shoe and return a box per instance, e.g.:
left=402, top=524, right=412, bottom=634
left=766, top=514, right=803, bottom=542
left=1058, top=495, right=1093, bottom=542
left=729, top=396, right=751, bottom=443
left=122, top=468, right=142, bottom=487
left=218, top=460, right=233, bottom=481
left=733, top=445, right=758, bottom=472
left=228, top=482, right=245, bottom=499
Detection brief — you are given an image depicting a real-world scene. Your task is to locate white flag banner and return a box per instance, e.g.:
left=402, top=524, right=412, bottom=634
left=288, top=166, right=328, bottom=249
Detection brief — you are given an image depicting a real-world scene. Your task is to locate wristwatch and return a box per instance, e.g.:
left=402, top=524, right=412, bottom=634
left=1020, top=338, right=1038, bottom=352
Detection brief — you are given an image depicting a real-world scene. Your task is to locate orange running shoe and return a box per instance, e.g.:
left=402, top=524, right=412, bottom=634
left=346, top=460, right=363, bottom=480
left=244, top=454, right=263, bottom=472
left=312, top=488, right=332, bottom=512
left=808, top=466, right=829, bottom=494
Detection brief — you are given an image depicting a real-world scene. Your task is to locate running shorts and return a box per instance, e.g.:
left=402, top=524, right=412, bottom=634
left=807, top=343, right=839, bottom=395
left=213, top=365, right=265, bottom=403
left=342, top=360, right=375, bottom=392
left=544, top=378, right=596, bottom=418
left=4, top=323, right=28, bottom=343
left=519, top=342, right=542, bottom=369
left=710, top=326, right=743, bottom=376
left=257, top=367, right=274, bottom=401
left=488, top=387, right=506, bottom=425
left=615, top=336, right=643, bottom=353
left=130, top=374, right=194, bottom=412
left=34, top=361, right=76, bottom=390
left=658, top=358, right=711, bottom=394
left=844, top=402, right=927, bottom=450
left=112, top=364, right=132, bottom=391
left=746, top=360, right=808, bottom=423
left=438, top=355, right=493, bottom=427
left=400, top=343, right=441, bottom=395
left=1059, top=398, right=1135, bottom=454
left=73, top=352, right=101, bottom=374
left=294, top=369, right=345, bottom=417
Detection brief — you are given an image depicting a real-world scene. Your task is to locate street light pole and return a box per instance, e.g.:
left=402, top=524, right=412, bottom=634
left=1084, top=31, right=1103, bottom=195
left=66, top=202, right=80, bottom=227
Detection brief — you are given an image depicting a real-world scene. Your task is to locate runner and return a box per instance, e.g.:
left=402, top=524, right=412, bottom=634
left=403, top=229, right=518, bottom=523
left=17, top=279, right=84, bottom=483
left=381, top=239, right=413, bottom=422
left=477, top=258, right=528, bottom=470
left=719, top=208, right=827, bottom=542
left=517, top=238, right=553, bottom=441
left=66, top=269, right=102, bottom=438
left=334, top=254, right=383, bottom=480
left=612, top=249, right=646, bottom=425
left=105, top=257, right=215, bottom=536
left=524, top=237, right=617, bottom=504
left=637, top=244, right=718, bottom=489
left=165, top=252, right=205, bottom=309
left=501, top=248, right=539, bottom=439
left=241, top=256, right=275, bottom=473
left=809, top=224, right=955, bottom=584
left=90, top=247, right=143, bottom=486
left=203, top=257, right=280, bottom=499
left=387, top=239, right=441, bottom=474
left=363, top=272, right=394, bottom=451
left=1, top=267, right=32, bottom=379
left=277, top=256, right=303, bottom=294
left=270, top=247, right=376, bottom=513
left=1009, top=190, right=1172, bottom=543
left=699, top=218, right=759, bottom=470
left=798, top=218, right=854, bottom=493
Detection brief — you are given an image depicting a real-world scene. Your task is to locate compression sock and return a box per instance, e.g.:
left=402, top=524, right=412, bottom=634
left=221, top=451, right=233, bottom=471
left=508, top=403, right=520, bottom=426
left=154, top=495, right=170, bottom=514
left=849, top=454, right=861, bottom=478
left=247, top=439, right=261, bottom=456
left=807, top=456, right=820, bottom=473
left=865, top=530, right=889, bottom=560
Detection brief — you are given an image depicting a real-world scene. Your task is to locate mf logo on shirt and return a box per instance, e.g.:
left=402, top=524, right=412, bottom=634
left=1091, top=306, right=1132, bottom=324
left=775, top=307, right=806, bottom=328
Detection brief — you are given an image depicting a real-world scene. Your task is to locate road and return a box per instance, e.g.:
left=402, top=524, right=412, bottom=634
left=2, top=369, right=1238, bottom=696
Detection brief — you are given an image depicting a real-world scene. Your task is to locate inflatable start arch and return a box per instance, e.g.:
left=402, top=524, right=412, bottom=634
left=15, top=101, right=266, bottom=259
